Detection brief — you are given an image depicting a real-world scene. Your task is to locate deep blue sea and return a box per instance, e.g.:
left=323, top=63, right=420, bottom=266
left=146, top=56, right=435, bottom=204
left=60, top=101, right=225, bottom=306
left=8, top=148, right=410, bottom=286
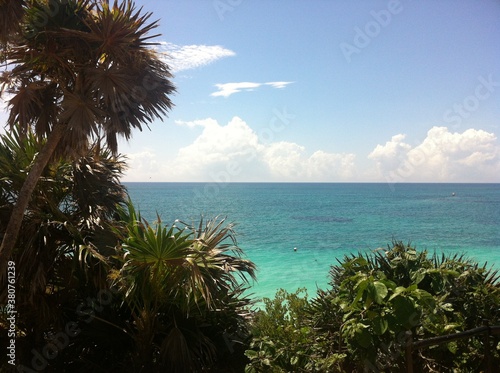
left=124, top=182, right=500, bottom=302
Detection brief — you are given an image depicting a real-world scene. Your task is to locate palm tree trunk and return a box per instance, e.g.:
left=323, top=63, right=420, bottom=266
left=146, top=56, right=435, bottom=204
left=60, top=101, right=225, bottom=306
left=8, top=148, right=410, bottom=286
left=0, top=122, right=66, bottom=272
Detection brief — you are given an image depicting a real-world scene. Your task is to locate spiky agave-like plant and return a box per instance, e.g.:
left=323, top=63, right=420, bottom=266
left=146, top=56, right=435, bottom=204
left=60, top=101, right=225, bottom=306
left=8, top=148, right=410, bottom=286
left=111, top=204, right=257, bottom=372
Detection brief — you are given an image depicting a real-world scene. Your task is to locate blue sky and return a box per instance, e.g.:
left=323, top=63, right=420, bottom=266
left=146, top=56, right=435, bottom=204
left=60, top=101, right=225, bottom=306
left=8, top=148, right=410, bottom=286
left=2, top=0, right=500, bottom=182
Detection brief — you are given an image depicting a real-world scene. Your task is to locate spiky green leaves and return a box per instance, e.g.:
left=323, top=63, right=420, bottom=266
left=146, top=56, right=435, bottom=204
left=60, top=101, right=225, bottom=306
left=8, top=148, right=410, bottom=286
left=110, top=205, right=257, bottom=371
left=113, top=206, right=256, bottom=314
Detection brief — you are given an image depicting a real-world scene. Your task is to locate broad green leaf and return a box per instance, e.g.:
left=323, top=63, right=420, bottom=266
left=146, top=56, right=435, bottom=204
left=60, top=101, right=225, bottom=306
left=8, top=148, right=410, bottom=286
left=407, top=284, right=418, bottom=292
left=444, top=323, right=460, bottom=332
left=389, top=286, right=407, bottom=301
left=367, top=281, right=388, bottom=304
left=351, top=279, right=368, bottom=307
left=411, top=270, right=426, bottom=284
left=245, top=366, right=256, bottom=373
left=393, top=296, right=418, bottom=327
left=382, top=279, right=397, bottom=290
left=372, top=316, right=389, bottom=335
left=245, top=350, right=258, bottom=359
left=355, top=327, right=373, bottom=348
left=441, top=302, right=454, bottom=312
left=411, top=288, right=435, bottom=308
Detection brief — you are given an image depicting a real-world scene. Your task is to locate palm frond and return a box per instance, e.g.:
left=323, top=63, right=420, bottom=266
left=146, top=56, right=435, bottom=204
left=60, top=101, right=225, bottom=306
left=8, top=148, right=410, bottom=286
left=0, top=0, right=27, bottom=45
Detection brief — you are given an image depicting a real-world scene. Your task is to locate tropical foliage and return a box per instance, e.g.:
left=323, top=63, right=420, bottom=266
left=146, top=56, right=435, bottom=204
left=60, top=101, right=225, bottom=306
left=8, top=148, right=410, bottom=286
left=0, top=126, right=129, bottom=370
left=0, top=0, right=175, bottom=272
left=1, top=1, right=260, bottom=371
left=246, top=242, right=500, bottom=372
left=1, top=0, right=175, bottom=153
left=245, top=288, right=346, bottom=373
left=108, top=207, right=257, bottom=372
left=2, top=2, right=499, bottom=373
left=0, top=128, right=257, bottom=372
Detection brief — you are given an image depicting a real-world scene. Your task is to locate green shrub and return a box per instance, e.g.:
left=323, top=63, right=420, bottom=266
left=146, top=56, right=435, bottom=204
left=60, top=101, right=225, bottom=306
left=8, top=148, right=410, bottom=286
left=245, top=288, right=346, bottom=372
left=247, top=242, right=500, bottom=372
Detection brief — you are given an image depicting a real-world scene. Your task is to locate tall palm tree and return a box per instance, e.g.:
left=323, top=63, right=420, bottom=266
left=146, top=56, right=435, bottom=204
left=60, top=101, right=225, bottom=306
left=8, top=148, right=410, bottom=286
left=0, top=127, right=129, bottom=367
left=0, top=0, right=175, bottom=271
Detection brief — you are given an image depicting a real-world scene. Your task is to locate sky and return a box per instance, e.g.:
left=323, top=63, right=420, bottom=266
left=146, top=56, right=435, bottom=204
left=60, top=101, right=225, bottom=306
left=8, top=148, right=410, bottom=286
left=2, top=0, right=500, bottom=183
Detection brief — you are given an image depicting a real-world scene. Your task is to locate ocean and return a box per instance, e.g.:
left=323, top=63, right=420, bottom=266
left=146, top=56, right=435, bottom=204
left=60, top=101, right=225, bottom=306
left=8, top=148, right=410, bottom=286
left=124, top=182, right=500, bottom=302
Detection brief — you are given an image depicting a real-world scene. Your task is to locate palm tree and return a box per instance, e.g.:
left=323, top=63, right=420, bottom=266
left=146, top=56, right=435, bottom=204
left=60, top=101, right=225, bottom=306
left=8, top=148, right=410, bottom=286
left=111, top=206, right=257, bottom=371
left=0, top=127, right=129, bottom=367
left=0, top=0, right=175, bottom=271
left=0, top=127, right=258, bottom=371
left=0, top=0, right=26, bottom=45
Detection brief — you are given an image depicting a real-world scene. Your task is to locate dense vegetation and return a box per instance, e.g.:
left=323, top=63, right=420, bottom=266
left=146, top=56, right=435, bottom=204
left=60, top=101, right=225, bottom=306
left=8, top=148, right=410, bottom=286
left=0, top=129, right=256, bottom=371
left=246, top=242, right=500, bottom=372
left=0, top=0, right=175, bottom=269
left=0, top=1, right=253, bottom=371
left=1, top=1, right=500, bottom=372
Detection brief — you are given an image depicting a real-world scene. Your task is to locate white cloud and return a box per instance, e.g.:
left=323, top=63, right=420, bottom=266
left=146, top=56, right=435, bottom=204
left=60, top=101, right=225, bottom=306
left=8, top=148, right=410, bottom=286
left=308, top=151, right=357, bottom=180
left=263, top=142, right=306, bottom=178
left=265, top=81, right=294, bottom=89
left=1, top=69, right=13, bottom=128
left=156, top=42, right=235, bottom=72
left=263, top=144, right=356, bottom=180
left=369, top=134, right=411, bottom=160
left=176, top=117, right=260, bottom=165
left=369, top=126, right=500, bottom=182
left=123, top=123, right=499, bottom=183
left=0, top=91, right=10, bottom=133
left=211, top=81, right=294, bottom=97
left=123, top=117, right=356, bottom=182
left=211, top=82, right=262, bottom=98
left=174, top=118, right=219, bottom=129
left=123, top=150, right=160, bottom=180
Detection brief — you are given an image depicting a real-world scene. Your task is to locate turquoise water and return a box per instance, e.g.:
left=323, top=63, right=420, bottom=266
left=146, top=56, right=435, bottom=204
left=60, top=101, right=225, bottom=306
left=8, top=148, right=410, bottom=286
left=124, top=182, right=500, bottom=302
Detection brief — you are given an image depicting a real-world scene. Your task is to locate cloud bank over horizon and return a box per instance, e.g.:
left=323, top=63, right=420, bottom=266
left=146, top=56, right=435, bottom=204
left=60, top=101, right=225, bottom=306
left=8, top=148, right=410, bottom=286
left=369, top=127, right=500, bottom=183
left=122, top=118, right=500, bottom=183
left=123, top=117, right=357, bottom=182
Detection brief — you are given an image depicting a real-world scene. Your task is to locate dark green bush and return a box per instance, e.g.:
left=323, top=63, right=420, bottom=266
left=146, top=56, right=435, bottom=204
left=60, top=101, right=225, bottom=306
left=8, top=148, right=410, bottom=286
left=245, top=288, right=346, bottom=372
left=246, top=242, right=500, bottom=372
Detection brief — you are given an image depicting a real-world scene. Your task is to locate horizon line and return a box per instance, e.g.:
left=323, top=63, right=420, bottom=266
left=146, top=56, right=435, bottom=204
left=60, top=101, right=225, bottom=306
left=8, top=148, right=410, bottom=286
left=121, top=181, right=500, bottom=184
